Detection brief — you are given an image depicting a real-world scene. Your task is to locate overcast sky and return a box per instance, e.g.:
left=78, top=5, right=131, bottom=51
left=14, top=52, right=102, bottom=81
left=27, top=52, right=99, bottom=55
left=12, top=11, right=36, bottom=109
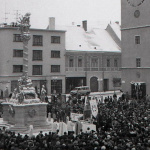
left=0, top=0, right=121, bottom=29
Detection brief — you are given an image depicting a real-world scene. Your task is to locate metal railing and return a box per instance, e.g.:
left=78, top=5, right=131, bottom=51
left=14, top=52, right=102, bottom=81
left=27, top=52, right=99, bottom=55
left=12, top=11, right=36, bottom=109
left=66, top=67, right=121, bottom=72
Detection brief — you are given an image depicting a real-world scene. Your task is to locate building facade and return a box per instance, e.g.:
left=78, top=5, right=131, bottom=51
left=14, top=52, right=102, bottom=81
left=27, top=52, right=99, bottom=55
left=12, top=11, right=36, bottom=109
left=66, top=51, right=121, bottom=93
left=121, top=0, right=148, bottom=98
left=0, top=19, right=121, bottom=96
left=65, top=21, right=121, bottom=93
left=0, top=26, right=66, bottom=96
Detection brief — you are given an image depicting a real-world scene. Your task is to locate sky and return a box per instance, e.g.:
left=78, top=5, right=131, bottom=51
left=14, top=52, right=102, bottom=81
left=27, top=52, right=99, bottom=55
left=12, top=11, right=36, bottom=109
left=0, top=0, right=121, bottom=29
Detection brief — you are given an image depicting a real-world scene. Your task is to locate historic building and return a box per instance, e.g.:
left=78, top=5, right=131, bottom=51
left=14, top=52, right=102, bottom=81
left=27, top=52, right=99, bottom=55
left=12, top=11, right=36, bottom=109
left=65, top=21, right=121, bottom=93
left=121, top=0, right=148, bottom=98
left=0, top=19, right=66, bottom=96
left=0, top=18, right=121, bottom=96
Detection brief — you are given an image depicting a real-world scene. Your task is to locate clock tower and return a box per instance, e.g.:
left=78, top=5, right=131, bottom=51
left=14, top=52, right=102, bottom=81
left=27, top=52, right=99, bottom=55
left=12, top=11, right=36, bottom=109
left=121, top=0, right=150, bottom=98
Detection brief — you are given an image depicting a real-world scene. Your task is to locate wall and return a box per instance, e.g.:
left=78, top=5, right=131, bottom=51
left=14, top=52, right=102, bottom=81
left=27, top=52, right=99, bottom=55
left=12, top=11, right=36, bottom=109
left=0, top=28, right=66, bottom=95
left=66, top=51, right=121, bottom=92
left=121, top=0, right=150, bottom=95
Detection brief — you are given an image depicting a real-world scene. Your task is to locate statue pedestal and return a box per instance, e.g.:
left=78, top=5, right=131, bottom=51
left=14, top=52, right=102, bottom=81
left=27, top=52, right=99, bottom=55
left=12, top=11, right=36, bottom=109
left=2, top=102, right=50, bottom=132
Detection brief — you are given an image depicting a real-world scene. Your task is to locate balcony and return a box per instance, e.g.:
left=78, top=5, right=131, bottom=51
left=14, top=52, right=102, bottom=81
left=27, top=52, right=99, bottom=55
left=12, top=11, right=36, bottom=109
left=66, top=67, right=121, bottom=72
left=66, top=67, right=84, bottom=71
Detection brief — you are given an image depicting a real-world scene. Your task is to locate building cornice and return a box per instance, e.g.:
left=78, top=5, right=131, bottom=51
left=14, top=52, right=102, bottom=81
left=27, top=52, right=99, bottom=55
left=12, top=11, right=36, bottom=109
left=121, top=25, right=150, bottom=31
left=0, top=75, right=66, bottom=78
left=66, top=50, right=121, bottom=53
left=122, top=67, right=150, bottom=69
left=0, top=27, right=66, bottom=32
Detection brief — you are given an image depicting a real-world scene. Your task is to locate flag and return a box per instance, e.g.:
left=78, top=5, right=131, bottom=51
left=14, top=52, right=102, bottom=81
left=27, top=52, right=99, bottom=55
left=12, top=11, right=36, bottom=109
left=90, top=99, right=98, bottom=118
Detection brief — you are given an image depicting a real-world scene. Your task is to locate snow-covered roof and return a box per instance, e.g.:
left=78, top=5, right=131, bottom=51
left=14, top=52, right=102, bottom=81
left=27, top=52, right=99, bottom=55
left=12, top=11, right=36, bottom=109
left=51, top=22, right=121, bottom=52
left=64, top=26, right=121, bottom=52
left=109, top=22, right=121, bottom=40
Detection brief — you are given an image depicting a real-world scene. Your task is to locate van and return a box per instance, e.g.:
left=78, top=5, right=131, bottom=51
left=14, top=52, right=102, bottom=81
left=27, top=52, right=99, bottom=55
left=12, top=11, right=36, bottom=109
left=70, top=86, right=91, bottom=96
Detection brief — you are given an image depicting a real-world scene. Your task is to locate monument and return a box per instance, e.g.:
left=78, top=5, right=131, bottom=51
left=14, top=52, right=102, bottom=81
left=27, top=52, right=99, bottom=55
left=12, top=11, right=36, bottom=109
left=2, top=13, right=50, bottom=132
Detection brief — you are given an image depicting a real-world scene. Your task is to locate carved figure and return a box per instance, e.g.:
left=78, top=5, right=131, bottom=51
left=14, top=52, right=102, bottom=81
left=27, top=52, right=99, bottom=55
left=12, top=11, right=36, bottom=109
left=11, top=88, right=18, bottom=99
left=41, top=85, right=46, bottom=102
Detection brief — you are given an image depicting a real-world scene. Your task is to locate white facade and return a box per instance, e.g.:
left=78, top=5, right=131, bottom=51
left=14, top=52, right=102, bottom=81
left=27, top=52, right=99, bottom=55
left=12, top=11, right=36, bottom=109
left=0, top=27, right=66, bottom=95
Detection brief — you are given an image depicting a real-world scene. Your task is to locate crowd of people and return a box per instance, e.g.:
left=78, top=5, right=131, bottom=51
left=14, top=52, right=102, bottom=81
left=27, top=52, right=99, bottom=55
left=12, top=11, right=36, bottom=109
left=0, top=92, right=150, bottom=149
left=46, top=94, right=85, bottom=122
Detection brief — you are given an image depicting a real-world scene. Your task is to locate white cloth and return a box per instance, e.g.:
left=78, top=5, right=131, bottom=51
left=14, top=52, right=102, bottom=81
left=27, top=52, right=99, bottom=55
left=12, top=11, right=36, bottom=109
left=67, top=121, right=75, bottom=131
left=29, top=125, right=33, bottom=138
left=90, top=100, right=98, bottom=118
left=58, top=122, right=67, bottom=136
left=52, top=122, right=58, bottom=133
left=56, top=122, right=59, bottom=130
left=48, top=113, right=51, bottom=122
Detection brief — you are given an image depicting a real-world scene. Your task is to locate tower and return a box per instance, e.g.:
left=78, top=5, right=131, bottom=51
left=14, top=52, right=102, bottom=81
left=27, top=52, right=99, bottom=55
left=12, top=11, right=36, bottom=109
left=121, top=0, right=150, bottom=98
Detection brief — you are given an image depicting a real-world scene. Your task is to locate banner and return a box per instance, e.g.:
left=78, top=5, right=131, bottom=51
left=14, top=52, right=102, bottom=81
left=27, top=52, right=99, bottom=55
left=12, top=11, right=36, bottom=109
left=90, top=99, right=98, bottom=118
left=71, top=113, right=83, bottom=121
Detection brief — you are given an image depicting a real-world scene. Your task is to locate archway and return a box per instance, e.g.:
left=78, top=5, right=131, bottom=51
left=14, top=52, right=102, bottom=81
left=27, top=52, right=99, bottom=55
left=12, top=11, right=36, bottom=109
left=90, top=77, right=98, bottom=92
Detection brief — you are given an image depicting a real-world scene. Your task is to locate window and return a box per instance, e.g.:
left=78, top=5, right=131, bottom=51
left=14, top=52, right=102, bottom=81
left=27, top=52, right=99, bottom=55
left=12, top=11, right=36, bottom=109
left=51, top=65, right=60, bottom=72
left=13, top=34, right=22, bottom=42
left=51, top=80, right=62, bottom=94
left=91, top=58, right=98, bottom=67
left=13, top=49, right=23, bottom=57
left=136, top=58, right=141, bottom=67
left=113, top=78, right=121, bottom=87
left=51, top=51, right=60, bottom=58
left=33, top=35, right=43, bottom=46
left=33, top=50, right=42, bottom=61
left=107, top=59, right=110, bottom=67
left=51, top=36, right=60, bottom=43
left=32, top=65, right=42, bottom=75
left=69, top=58, right=74, bottom=67
left=78, top=58, right=82, bottom=67
left=135, top=36, right=140, bottom=44
left=13, top=65, right=23, bottom=73
left=114, top=59, right=118, bottom=67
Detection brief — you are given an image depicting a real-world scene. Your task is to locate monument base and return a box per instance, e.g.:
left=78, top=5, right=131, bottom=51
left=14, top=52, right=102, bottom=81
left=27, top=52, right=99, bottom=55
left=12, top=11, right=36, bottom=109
left=2, top=102, right=51, bottom=133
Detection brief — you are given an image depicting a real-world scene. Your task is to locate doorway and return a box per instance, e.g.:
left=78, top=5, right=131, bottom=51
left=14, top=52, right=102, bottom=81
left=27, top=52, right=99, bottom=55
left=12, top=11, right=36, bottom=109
left=103, top=79, right=109, bottom=91
left=90, top=77, right=98, bottom=92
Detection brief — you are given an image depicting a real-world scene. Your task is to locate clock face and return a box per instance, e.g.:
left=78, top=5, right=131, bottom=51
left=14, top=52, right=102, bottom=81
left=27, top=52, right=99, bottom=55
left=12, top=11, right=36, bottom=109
left=127, top=0, right=145, bottom=7
left=134, top=10, right=140, bottom=18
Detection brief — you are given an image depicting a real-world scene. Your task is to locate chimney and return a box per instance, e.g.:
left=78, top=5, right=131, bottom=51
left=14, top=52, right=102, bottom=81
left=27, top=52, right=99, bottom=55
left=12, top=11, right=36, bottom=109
left=82, top=20, right=87, bottom=31
left=49, top=17, right=55, bottom=30
left=115, top=21, right=119, bottom=25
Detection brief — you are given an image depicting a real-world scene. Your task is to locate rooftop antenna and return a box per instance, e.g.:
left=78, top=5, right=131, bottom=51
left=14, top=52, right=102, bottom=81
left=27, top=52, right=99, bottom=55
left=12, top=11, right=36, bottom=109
left=4, top=1, right=9, bottom=23
left=14, top=10, right=21, bottom=22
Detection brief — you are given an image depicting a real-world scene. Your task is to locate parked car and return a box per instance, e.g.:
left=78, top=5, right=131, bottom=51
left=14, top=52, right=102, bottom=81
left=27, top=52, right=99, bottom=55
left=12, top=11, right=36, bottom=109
left=70, top=86, right=91, bottom=96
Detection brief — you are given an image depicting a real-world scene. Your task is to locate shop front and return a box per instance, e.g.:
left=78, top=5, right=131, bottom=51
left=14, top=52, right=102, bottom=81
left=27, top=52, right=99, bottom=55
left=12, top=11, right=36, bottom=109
left=131, top=82, right=146, bottom=99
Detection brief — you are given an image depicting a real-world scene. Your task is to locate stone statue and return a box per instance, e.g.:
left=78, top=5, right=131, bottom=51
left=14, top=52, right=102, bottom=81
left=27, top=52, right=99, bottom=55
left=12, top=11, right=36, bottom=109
left=41, top=85, right=46, bottom=102
left=17, top=91, right=24, bottom=104
left=4, top=87, right=9, bottom=99
left=18, top=12, right=31, bottom=85
left=11, top=88, right=18, bottom=99
left=18, top=12, right=31, bottom=35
